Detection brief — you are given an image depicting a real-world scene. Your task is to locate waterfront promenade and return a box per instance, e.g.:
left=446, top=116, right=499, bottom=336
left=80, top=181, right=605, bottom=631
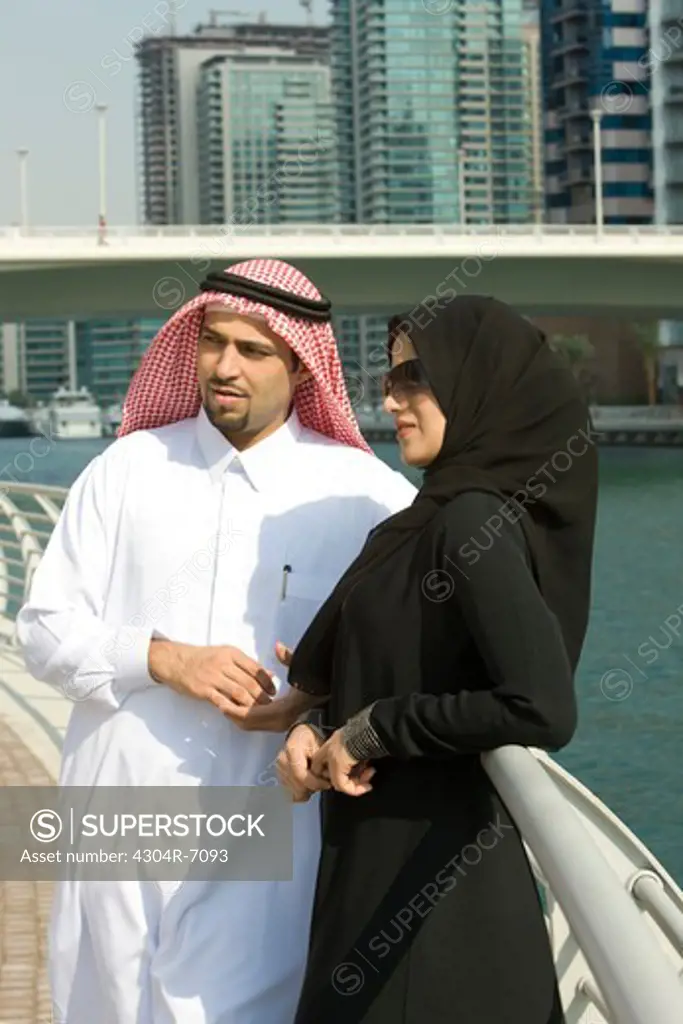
left=0, top=475, right=681, bottom=1023
left=0, top=642, right=68, bottom=1022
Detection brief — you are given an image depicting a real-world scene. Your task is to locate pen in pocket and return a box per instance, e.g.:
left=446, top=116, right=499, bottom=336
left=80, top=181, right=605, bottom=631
left=281, top=564, right=292, bottom=600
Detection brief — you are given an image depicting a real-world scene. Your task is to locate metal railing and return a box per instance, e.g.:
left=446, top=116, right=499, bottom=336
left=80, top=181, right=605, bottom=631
left=0, top=482, right=67, bottom=642
left=4, top=223, right=683, bottom=240
left=590, top=405, right=683, bottom=422
left=484, top=746, right=683, bottom=1023
left=2, top=481, right=683, bottom=1023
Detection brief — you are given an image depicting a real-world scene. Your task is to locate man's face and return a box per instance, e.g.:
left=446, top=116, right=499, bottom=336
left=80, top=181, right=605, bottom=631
left=197, top=308, right=309, bottom=449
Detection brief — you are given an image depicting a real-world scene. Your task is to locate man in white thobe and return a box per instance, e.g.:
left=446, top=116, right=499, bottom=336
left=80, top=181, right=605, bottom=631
left=17, top=259, right=416, bottom=1024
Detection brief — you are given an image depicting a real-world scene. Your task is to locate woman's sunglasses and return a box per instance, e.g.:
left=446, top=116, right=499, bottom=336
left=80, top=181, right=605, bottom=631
left=381, top=359, right=431, bottom=400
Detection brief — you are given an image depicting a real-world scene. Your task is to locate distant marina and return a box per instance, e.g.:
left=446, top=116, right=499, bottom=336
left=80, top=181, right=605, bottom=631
left=0, top=398, right=681, bottom=446
left=0, top=389, right=121, bottom=441
left=357, top=405, right=683, bottom=446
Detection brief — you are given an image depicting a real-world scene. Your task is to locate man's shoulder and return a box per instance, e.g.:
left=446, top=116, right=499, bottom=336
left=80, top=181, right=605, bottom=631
left=297, top=426, right=418, bottom=502
left=97, top=417, right=197, bottom=467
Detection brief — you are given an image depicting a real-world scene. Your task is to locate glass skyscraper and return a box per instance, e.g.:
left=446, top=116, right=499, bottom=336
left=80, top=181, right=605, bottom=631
left=333, top=0, right=536, bottom=225
left=331, top=0, right=539, bottom=408
left=0, top=319, right=162, bottom=405
left=650, top=0, right=683, bottom=225
left=541, top=0, right=653, bottom=223
left=136, top=20, right=330, bottom=224
left=197, top=56, right=338, bottom=225
left=75, top=319, right=163, bottom=405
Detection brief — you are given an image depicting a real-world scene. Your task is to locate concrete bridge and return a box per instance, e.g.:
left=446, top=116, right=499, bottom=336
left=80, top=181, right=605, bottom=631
left=3, top=224, right=683, bottom=320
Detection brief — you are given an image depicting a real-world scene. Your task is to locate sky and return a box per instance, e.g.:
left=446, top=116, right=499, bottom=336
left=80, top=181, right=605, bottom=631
left=0, top=0, right=326, bottom=227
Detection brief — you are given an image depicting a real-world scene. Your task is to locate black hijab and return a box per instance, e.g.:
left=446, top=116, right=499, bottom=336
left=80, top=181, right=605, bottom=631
left=288, top=295, right=599, bottom=696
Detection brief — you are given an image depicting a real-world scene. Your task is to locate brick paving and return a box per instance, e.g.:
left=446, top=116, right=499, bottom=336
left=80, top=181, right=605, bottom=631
left=0, top=717, right=55, bottom=1023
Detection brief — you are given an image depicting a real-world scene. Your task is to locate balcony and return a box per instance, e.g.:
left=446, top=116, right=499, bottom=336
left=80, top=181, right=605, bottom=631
left=565, top=165, right=593, bottom=187
left=551, top=0, right=588, bottom=24
left=551, top=36, right=590, bottom=57
left=554, top=63, right=588, bottom=88
left=555, top=104, right=590, bottom=122
left=564, top=131, right=592, bottom=153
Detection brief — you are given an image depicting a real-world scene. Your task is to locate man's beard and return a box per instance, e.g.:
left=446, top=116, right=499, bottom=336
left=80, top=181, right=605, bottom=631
left=203, top=398, right=250, bottom=439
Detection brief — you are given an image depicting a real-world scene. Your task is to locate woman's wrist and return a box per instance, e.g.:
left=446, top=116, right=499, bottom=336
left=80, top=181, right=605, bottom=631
left=285, top=709, right=327, bottom=744
left=341, top=702, right=388, bottom=761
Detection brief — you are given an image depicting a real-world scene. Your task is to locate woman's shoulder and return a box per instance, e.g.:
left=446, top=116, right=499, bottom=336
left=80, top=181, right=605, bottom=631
left=428, top=489, right=529, bottom=557
left=431, top=488, right=509, bottom=529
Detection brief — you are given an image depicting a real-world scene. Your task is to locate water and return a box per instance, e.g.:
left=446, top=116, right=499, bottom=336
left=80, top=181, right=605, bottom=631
left=2, top=438, right=682, bottom=883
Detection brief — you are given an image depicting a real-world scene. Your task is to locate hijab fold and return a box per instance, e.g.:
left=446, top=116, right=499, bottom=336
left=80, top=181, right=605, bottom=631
left=288, top=295, right=598, bottom=696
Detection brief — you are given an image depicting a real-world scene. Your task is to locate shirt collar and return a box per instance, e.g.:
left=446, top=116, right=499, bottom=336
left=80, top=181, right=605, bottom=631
left=195, top=404, right=302, bottom=491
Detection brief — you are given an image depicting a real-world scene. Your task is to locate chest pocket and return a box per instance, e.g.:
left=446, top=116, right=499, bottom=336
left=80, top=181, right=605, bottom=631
left=274, top=569, right=339, bottom=651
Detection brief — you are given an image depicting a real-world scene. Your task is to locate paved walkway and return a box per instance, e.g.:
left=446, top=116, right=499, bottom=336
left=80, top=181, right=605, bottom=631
left=0, top=643, right=70, bottom=1024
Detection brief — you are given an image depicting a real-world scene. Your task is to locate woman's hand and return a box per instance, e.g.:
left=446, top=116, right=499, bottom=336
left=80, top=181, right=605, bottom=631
left=276, top=725, right=331, bottom=802
left=226, top=642, right=324, bottom=732
left=310, top=729, right=376, bottom=797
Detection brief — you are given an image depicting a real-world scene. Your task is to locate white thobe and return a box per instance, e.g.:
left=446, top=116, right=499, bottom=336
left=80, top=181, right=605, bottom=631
left=17, top=407, right=416, bottom=1024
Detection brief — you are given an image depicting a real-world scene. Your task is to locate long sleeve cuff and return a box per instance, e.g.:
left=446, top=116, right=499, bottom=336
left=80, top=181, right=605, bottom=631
left=108, top=627, right=157, bottom=704
left=49, top=624, right=157, bottom=707
left=341, top=702, right=389, bottom=760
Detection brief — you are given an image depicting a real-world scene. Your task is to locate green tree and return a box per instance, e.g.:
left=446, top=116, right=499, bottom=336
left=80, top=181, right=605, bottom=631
left=548, top=333, right=595, bottom=376
left=632, top=322, right=661, bottom=406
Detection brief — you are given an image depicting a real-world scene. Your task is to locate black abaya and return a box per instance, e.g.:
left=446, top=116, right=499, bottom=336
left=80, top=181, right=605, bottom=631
left=293, top=491, right=570, bottom=1024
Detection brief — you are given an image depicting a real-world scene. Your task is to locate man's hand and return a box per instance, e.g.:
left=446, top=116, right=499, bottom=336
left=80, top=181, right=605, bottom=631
left=310, top=729, right=375, bottom=797
left=148, top=639, right=275, bottom=718
left=227, top=642, right=325, bottom=732
left=276, top=724, right=330, bottom=802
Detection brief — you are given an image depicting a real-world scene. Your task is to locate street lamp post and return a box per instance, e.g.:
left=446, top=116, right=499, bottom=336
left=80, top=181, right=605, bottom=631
left=591, top=107, right=604, bottom=234
left=96, top=104, right=108, bottom=244
left=16, top=148, right=29, bottom=229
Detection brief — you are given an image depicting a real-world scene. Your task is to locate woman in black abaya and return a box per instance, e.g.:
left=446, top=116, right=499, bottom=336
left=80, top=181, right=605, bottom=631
left=277, top=295, right=598, bottom=1024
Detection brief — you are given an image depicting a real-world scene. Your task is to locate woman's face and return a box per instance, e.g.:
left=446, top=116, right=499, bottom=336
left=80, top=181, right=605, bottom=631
left=382, top=332, right=447, bottom=468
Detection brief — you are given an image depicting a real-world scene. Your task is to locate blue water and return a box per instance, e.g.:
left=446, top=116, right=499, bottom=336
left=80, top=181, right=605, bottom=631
left=2, top=438, right=682, bottom=883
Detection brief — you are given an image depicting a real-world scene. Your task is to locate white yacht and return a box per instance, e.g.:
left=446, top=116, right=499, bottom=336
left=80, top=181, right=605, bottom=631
left=0, top=399, right=32, bottom=437
left=102, top=401, right=123, bottom=436
left=36, top=386, right=103, bottom=440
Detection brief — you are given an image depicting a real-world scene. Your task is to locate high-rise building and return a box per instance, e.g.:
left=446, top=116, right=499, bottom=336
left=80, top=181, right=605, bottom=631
left=523, top=0, right=545, bottom=222
left=331, top=0, right=539, bottom=408
left=196, top=53, right=338, bottom=225
left=0, top=320, right=75, bottom=402
left=541, top=0, right=653, bottom=224
left=650, top=0, right=683, bottom=225
left=0, top=319, right=161, bottom=405
left=136, top=17, right=330, bottom=224
left=75, top=319, right=162, bottom=405
left=332, top=0, right=536, bottom=226
left=649, top=0, right=683, bottom=345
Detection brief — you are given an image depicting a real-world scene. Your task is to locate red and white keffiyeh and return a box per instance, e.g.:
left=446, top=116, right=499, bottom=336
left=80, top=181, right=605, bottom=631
left=118, top=258, right=372, bottom=454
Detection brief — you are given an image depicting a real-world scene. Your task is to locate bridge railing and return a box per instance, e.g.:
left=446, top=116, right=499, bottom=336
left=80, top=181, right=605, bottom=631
left=5, top=223, right=683, bottom=240
left=1, top=481, right=682, bottom=1023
